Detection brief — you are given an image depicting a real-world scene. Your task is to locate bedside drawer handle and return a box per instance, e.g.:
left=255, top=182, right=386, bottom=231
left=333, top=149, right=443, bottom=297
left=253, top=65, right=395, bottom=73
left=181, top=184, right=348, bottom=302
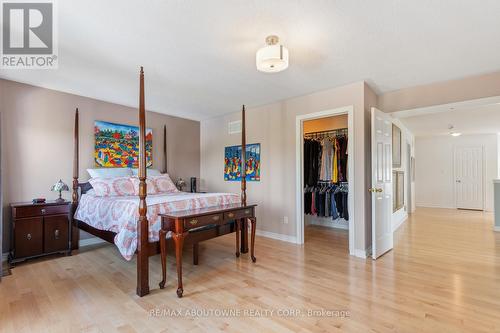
left=212, top=215, right=220, bottom=221
left=228, top=212, right=235, bottom=218
left=54, top=229, right=60, bottom=240
left=41, top=209, right=46, bottom=214
left=189, top=219, right=198, bottom=226
left=27, top=233, right=32, bottom=240
left=245, top=210, right=250, bottom=214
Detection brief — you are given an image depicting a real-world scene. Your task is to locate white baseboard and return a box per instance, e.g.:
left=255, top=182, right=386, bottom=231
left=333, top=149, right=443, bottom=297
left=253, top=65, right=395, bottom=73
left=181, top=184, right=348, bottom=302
left=416, top=203, right=455, bottom=209
left=79, top=237, right=107, bottom=247
left=494, top=226, right=500, bottom=232
left=392, top=215, right=407, bottom=232
left=352, top=248, right=367, bottom=259
left=255, top=229, right=298, bottom=244
left=309, top=218, right=349, bottom=230
left=365, top=246, right=372, bottom=258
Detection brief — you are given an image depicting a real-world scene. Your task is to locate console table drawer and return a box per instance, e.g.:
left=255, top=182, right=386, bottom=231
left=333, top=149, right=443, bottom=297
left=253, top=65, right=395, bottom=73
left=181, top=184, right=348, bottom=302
left=224, top=208, right=253, bottom=220
left=13, top=204, right=69, bottom=218
left=184, top=214, right=223, bottom=230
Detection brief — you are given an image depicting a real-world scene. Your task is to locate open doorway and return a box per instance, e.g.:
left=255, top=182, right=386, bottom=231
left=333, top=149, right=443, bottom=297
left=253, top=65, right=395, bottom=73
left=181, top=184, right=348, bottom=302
left=393, top=97, right=500, bottom=214
left=295, top=106, right=354, bottom=254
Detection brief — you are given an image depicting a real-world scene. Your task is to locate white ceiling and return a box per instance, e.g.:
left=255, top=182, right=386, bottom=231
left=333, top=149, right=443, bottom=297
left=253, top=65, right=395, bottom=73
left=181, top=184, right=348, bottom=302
left=2, top=0, right=500, bottom=120
left=395, top=98, right=500, bottom=137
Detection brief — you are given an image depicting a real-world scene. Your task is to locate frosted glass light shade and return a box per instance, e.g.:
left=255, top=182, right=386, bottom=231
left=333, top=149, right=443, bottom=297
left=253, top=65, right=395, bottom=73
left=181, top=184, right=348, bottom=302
left=256, top=36, right=289, bottom=73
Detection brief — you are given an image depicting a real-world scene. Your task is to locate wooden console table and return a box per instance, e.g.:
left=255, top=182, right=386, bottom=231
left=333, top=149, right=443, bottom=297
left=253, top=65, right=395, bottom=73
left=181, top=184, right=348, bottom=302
left=159, top=203, right=257, bottom=297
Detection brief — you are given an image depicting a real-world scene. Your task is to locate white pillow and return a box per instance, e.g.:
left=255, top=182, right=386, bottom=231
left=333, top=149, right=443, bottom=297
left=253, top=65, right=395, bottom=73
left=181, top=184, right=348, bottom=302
left=87, top=168, right=133, bottom=179
left=131, top=168, right=162, bottom=176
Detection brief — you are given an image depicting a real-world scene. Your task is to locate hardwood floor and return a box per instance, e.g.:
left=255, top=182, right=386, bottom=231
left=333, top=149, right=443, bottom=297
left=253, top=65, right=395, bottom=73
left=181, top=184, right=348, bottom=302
left=1, top=208, right=499, bottom=332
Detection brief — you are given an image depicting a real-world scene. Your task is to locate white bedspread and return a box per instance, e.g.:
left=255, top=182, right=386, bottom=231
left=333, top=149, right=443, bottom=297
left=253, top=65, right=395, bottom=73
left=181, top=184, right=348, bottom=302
left=74, top=191, right=241, bottom=260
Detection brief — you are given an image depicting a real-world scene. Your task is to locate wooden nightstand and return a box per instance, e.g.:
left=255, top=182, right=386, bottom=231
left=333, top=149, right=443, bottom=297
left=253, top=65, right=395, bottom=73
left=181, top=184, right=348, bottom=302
left=9, top=201, right=71, bottom=265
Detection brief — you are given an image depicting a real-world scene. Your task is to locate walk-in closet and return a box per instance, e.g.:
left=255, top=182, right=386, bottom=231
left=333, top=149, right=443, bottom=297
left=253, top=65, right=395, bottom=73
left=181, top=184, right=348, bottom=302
left=303, top=114, right=349, bottom=249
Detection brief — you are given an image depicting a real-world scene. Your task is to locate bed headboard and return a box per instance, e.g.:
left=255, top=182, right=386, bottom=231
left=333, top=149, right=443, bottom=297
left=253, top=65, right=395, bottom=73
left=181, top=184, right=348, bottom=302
left=78, top=182, right=92, bottom=194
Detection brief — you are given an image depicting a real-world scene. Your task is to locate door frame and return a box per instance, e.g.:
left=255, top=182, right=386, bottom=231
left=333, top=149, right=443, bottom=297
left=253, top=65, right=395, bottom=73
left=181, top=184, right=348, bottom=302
left=406, top=142, right=412, bottom=214
left=453, top=145, right=485, bottom=210
left=295, top=105, right=355, bottom=255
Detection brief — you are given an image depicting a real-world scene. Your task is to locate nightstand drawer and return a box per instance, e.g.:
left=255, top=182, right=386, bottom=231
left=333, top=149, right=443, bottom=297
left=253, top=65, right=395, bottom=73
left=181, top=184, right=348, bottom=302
left=44, top=215, right=69, bottom=253
left=13, top=204, right=69, bottom=218
left=14, top=217, right=43, bottom=258
left=184, top=213, right=223, bottom=230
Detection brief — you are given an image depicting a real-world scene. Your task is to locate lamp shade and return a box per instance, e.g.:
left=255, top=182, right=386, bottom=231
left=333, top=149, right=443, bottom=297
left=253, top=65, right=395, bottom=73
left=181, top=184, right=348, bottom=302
left=256, top=35, right=289, bottom=73
left=51, top=179, right=69, bottom=192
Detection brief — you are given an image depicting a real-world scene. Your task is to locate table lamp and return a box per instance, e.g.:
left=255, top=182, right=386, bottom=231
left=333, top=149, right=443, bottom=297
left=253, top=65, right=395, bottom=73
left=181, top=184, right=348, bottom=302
left=51, top=179, right=69, bottom=203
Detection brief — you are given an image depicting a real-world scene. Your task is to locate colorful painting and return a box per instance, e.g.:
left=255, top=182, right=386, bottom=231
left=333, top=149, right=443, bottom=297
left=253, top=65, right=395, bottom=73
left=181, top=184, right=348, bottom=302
left=224, top=143, right=260, bottom=181
left=95, top=121, right=153, bottom=168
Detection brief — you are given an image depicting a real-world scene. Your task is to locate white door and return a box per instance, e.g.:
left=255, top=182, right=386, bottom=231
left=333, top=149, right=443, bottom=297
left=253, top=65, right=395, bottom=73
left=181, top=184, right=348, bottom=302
left=454, top=147, right=484, bottom=210
left=371, top=108, right=393, bottom=259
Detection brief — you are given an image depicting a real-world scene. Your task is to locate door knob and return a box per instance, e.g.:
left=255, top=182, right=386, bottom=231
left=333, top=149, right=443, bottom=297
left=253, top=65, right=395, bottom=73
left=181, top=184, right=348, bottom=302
left=368, top=188, right=383, bottom=193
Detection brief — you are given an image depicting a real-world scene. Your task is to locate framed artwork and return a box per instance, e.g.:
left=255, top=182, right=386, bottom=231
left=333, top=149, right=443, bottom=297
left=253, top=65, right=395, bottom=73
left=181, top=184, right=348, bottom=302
left=224, top=143, right=260, bottom=181
left=392, top=124, right=402, bottom=168
left=94, top=121, right=153, bottom=168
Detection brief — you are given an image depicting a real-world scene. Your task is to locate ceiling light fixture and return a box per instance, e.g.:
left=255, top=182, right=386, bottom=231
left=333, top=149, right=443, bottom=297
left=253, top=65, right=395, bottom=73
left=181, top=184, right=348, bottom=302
left=256, top=35, right=289, bottom=73
left=448, top=124, right=461, bottom=137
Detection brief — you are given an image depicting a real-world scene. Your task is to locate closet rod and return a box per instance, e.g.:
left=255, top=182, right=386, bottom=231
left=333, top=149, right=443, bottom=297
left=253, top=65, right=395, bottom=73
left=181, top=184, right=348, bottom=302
left=304, top=128, right=347, bottom=138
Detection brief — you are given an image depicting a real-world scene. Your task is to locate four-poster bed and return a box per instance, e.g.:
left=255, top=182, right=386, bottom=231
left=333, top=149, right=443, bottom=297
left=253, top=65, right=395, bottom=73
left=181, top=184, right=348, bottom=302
left=69, top=67, right=256, bottom=297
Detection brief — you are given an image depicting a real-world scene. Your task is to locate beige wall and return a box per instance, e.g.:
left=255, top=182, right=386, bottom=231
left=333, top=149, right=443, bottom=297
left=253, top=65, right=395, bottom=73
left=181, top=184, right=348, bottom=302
left=201, top=81, right=374, bottom=254
left=303, top=114, right=348, bottom=133
left=0, top=79, right=200, bottom=252
left=415, top=134, right=497, bottom=212
left=378, top=71, right=500, bottom=113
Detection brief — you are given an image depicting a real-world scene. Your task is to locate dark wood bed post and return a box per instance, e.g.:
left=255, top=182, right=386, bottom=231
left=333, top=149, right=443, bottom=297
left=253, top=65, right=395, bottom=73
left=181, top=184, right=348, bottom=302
left=137, top=66, right=150, bottom=297
left=241, top=105, right=247, bottom=206
left=163, top=125, right=167, bottom=173
left=70, top=108, right=80, bottom=252
left=240, top=105, right=249, bottom=253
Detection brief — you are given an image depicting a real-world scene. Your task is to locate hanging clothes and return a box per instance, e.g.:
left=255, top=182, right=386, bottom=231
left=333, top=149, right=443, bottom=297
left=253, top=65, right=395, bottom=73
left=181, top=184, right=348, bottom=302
left=338, top=136, right=348, bottom=182
left=304, top=139, right=322, bottom=186
left=319, top=138, right=334, bottom=181
left=332, top=137, right=339, bottom=183
left=304, top=183, right=348, bottom=221
left=303, top=129, right=349, bottom=222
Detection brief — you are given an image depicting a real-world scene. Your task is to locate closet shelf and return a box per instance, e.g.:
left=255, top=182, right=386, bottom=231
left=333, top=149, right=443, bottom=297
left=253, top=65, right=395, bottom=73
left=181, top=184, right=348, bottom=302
left=304, top=128, right=347, bottom=139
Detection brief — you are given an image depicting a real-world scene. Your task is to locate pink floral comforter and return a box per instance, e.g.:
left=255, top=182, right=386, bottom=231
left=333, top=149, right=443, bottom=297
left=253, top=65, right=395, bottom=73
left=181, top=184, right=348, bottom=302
left=74, top=192, right=241, bottom=260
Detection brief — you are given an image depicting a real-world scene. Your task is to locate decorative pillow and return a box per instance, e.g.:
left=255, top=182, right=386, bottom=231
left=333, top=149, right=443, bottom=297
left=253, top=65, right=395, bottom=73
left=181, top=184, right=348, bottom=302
left=87, top=168, right=133, bottom=179
left=89, top=177, right=136, bottom=197
left=130, top=177, right=158, bottom=195
left=151, top=174, right=179, bottom=193
left=131, top=168, right=163, bottom=176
